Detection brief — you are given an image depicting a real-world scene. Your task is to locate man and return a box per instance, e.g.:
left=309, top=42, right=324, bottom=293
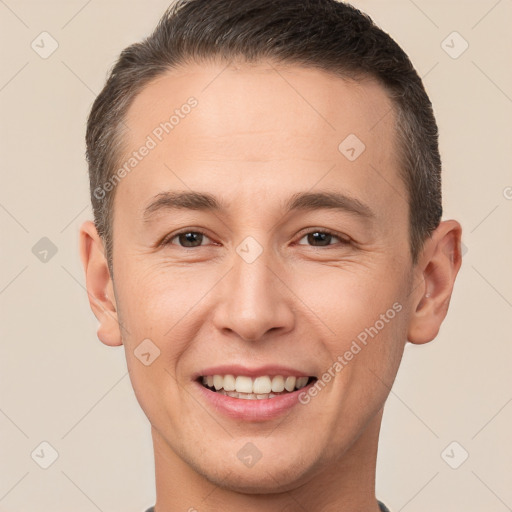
left=79, top=0, right=462, bottom=510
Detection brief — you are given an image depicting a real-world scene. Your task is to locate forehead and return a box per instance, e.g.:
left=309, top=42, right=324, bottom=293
left=116, top=60, right=405, bottom=227
left=123, top=60, right=396, bottom=154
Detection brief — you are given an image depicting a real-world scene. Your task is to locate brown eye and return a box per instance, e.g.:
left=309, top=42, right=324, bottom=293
left=162, top=230, right=211, bottom=248
left=297, top=230, right=349, bottom=247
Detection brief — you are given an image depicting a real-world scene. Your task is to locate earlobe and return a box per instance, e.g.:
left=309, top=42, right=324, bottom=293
left=79, top=220, right=123, bottom=347
left=407, top=220, right=463, bottom=345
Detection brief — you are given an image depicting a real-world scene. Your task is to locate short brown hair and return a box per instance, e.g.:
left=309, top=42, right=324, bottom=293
left=86, top=0, right=442, bottom=277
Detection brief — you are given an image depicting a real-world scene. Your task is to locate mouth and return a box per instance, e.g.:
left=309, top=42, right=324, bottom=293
left=197, top=374, right=318, bottom=400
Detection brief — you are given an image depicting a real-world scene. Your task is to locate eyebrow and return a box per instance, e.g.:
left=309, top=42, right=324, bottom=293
left=142, top=190, right=375, bottom=223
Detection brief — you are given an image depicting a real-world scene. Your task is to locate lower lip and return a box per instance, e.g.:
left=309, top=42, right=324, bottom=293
left=194, top=379, right=315, bottom=421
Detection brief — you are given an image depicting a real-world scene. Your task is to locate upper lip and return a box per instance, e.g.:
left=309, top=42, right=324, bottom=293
left=193, top=364, right=315, bottom=380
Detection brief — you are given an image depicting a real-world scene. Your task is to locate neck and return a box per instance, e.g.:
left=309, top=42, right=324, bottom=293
left=152, top=409, right=384, bottom=512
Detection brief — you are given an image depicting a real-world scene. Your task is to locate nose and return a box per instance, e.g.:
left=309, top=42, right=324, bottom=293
left=212, top=245, right=295, bottom=342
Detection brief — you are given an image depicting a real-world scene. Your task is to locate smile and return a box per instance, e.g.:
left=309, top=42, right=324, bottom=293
left=200, top=374, right=315, bottom=400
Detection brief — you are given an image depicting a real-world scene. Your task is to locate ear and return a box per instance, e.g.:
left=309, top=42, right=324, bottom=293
left=79, top=220, right=122, bottom=347
left=407, top=219, right=463, bottom=345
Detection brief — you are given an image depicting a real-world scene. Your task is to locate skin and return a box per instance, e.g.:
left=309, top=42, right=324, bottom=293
left=79, top=60, right=462, bottom=512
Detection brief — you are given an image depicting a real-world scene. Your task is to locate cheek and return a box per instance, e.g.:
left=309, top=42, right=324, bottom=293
left=114, top=261, right=231, bottom=397
left=293, top=261, right=406, bottom=337
left=115, top=262, right=211, bottom=339
left=116, top=265, right=197, bottom=425
left=291, top=263, right=409, bottom=399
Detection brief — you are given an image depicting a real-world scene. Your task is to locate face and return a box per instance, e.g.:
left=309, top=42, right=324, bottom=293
left=89, top=61, right=423, bottom=492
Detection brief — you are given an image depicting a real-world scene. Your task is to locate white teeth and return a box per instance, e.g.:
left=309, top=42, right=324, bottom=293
left=284, top=376, right=296, bottom=392
left=238, top=393, right=256, bottom=400
left=223, top=374, right=236, bottom=391
left=296, top=376, right=309, bottom=389
left=271, top=375, right=285, bottom=392
left=235, top=375, right=253, bottom=394
left=203, top=374, right=311, bottom=394
left=213, top=375, right=223, bottom=391
left=218, top=390, right=279, bottom=400
left=253, top=376, right=272, bottom=394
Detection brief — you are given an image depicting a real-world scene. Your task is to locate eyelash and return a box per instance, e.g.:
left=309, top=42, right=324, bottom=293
left=159, top=228, right=351, bottom=248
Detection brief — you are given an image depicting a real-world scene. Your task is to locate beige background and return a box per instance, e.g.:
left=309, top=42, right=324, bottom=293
left=1, top=0, right=511, bottom=510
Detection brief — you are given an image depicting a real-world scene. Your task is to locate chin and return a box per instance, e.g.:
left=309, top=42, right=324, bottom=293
left=210, top=466, right=307, bottom=494
left=191, top=451, right=317, bottom=495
